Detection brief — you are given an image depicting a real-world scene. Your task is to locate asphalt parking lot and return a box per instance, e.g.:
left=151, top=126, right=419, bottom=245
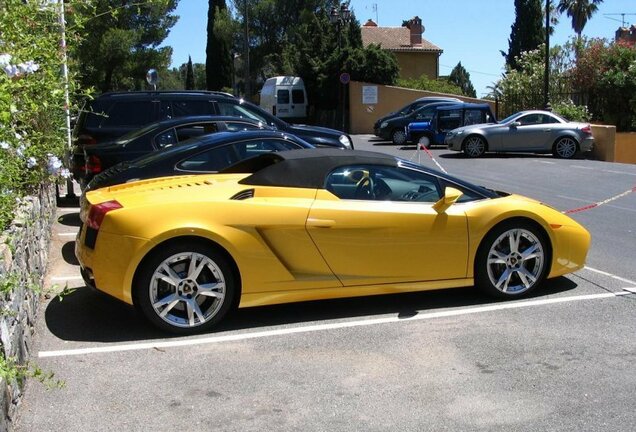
left=15, top=136, right=636, bottom=432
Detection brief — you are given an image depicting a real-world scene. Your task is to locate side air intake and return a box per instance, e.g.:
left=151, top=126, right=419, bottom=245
left=230, top=189, right=255, bottom=200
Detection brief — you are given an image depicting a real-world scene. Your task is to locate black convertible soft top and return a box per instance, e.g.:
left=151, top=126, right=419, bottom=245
left=222, top=148, right=397, bottom=189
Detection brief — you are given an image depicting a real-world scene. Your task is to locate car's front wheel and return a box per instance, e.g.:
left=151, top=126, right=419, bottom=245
left=391, top=129, right=406, bottom=145
left=475, top=221, right=549, bottom=298
left=463, top=136, right=486, bottom=157
left=135, top=241, right=237, bottom=334
left=553, top=137, right=578, bottom=159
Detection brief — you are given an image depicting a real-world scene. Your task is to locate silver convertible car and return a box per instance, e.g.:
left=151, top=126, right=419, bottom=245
left=445, top=110, right=594, bottom=158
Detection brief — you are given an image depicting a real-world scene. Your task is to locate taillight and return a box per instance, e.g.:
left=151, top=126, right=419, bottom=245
left=86, top=155, right=102, bottom=174
left=78, top=134, right=97, bottom=145
left=581, top=124, right=592, bottom=135
left=86, top=200, right=122, bottom=230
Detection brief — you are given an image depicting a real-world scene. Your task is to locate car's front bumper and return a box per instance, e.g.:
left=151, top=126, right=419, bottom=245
left=445, top=135, right=463, bottom=151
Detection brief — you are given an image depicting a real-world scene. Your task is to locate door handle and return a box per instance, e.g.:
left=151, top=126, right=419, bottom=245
left=307, top=218, right=335, bottom=228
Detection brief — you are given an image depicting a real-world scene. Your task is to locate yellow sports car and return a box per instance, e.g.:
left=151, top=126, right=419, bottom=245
left=76, top=149, right=590, bottom=334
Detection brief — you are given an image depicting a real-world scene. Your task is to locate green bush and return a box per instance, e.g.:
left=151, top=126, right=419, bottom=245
left=0, top=1, right=84, bottom=230
left=397, top=74, right=464, bottom=96
left=551, top=100, right=591, bottom=122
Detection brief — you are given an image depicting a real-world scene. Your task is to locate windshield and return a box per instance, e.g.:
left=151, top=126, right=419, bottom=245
left=115, top=122, right=161, bottom=144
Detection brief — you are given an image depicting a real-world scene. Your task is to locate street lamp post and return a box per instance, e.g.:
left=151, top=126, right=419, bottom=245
left=544, top=0, right=551, bottom=110
left=330, top=3, right=351, bottom=131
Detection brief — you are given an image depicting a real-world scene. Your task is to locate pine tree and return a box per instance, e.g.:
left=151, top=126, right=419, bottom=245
left=504, top=0, right=545, bottom=70
left=449, top=62, right=477, bottom=98
left=206, top=0, right=232, bottom=90
left=185, top=56, right=195, bottom=90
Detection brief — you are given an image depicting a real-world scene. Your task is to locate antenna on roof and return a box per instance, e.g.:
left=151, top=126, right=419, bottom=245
left=604, top=13, right=636, bottom=27
left=372, top=3, right=378, bottom=25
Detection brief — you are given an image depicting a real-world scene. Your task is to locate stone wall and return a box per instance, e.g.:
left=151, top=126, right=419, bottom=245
left=0, top=184, right=56, bottom=431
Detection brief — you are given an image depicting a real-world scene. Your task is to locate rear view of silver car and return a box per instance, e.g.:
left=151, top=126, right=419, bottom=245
left=446, top=110, right=594, bottom=158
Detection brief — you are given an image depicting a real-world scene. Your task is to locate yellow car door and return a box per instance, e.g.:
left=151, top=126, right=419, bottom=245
left=306, top=164, right=469, bottom=286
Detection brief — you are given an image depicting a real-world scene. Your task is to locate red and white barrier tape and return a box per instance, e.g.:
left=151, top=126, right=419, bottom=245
left=418, top=144, right=448, bottom=174
left=563, top=186, right=636, bottom=214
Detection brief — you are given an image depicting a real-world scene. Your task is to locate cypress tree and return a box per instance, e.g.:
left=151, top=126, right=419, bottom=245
left=505, top=0, right=545, bottom=70
left=185, top=56, right=195, bottom=90
left=449, top=62, right=477, bottom=98
left=206, top=0, right=232, bottom=90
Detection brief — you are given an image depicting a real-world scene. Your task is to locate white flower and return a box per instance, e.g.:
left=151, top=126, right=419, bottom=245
left=59, top=168, right=71, bottom=179
left=16, top=145, right=25, bottom=157
left=18, top=61, right=39, bottom=74
left=47, top=155, right=62, bottom=174
left=0, top=141, right=9, bottom=150
left=3, top=64, right=19, bottom=78
left=15, top=132, right=22, bottom=140
left=27, top=157, right=37, bottom=168
left=0, top=54, right=11, bottom=67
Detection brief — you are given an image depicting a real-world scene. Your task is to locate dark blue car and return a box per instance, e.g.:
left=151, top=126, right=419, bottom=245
left=406, top=103, right=496, bottom=147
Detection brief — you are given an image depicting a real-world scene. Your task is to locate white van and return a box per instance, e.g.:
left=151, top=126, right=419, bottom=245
left=260, top=76, right=308, bottom=120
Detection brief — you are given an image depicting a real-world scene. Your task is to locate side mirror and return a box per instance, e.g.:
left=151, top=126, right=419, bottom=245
left=433, top=187, right=463, bottom=214
left=510, top=121, right=521, bottom=128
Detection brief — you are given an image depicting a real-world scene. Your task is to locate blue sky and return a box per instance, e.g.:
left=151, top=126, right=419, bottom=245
left=163, top=0, right=635, bottom=96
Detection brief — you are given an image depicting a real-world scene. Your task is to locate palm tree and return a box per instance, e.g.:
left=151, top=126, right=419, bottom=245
left=557, top=0, right=604, bottom=38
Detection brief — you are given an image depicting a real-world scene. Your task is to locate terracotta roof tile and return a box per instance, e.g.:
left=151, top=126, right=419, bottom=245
left=361, top=27, right=442, bottom=53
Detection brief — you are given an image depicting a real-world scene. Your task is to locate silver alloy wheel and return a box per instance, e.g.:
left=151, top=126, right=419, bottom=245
left=464, top=136, right=485, bottom=157
left=392, top=129, right=406, bottom=145
left=486, top=228, right=545, bottom=294
left=150, top=252, right=226, bottom=328
left=555, top=137, right=577, bottom=158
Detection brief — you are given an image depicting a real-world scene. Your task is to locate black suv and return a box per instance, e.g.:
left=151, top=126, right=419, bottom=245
left=73, top=91, right=353, bottom=149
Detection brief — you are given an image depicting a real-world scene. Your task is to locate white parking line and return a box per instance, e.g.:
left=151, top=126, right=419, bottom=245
left=57, top=207, right=80, bottom=213
left=38, top=292, right=623, bottom=358
left=585, top=266, right=636, bottom=285
left=58, top=232, right=78, bottom=237
left=602, top=170, right=636, bottom=176
left=570, top=165, right=595, bottom=170
left=50, top=276, right=83, bottom=282
left=537, top=161, right=555, bottom=164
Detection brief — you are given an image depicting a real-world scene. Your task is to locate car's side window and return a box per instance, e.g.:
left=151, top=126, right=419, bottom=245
left=518, top=114, right=541, bottom=125
left=176, top=145, right=240, bottom=172
left=415, top=107, right=434, bottom=121
left=541, top=115, right=559, bottom=124
left=325, top=165, right=441, bottom=202
left=154, top=128, right=178, bottom=149
left=174, top=123, right=219, bottom=142
left=437, top=109, right=462, bottom=132
left=464, top=109, right=487, bottom=126
left=232, top=139, right=301, bottom=159
left=171, top=100, right=215, bottom=117
left=100, top=101, right=153, bottom=127
left=225, top=121, right=262, bottom=132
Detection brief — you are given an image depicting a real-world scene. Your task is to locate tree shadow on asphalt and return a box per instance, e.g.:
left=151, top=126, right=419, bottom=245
left=43, top=276, right=578, bottom=343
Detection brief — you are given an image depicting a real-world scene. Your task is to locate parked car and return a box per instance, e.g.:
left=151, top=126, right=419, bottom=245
left=71, top=116, right=268, bottom=186
left=76, top=148, right=590, bottom=334
left=373, top=96, right=461, bottom=140
left=407, top=103, right=496, bottom=147
left=83, top=130, right=313, bottom=194
left=445, top=110, right=594, bottom=158
left=374, top=101, right=457, bottom=145
left=73, top=90, right=353, bottom=149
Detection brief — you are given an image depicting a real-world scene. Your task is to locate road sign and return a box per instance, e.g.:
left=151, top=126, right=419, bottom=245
left=339, top=72, right=350, bottom=85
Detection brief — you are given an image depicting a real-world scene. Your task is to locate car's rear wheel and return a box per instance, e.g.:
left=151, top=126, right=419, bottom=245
left=553, top=137, right=578, bottom=159
left=475, top=221, right=549, bottom=298
left=135, top=242, right=236, bottom=334
left=391, top=129, right=406, bottom=145
left=463, top=136, right=486, bottom=157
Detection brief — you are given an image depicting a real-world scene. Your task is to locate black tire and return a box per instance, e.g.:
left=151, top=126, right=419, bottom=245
left=134, top=241, right=237, bottom=334
left=462, top=135, right=486, bottom=158
left=475, top=221, right=550, bottom=299
left=553, top=136, right=578, bottom=159
left=391, top=129, right=407, bottom=145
